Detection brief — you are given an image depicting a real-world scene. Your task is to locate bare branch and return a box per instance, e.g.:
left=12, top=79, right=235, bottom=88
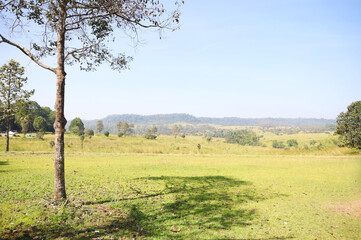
left=0, top=34, right=56, bottom=73
left=64, top=44, right=96, bottom=60
left=65, top=13, right=111, bottom=28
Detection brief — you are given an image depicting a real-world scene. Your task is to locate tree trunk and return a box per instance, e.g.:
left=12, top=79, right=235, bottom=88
left=6, top=115, right=10, bottom=152
left=53, top=4, right=67, bottom=202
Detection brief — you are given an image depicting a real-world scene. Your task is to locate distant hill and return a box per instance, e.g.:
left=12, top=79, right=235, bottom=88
left=81, top=113, right=335, bottom=133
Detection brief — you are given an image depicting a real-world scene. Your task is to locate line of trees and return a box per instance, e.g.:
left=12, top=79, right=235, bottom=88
left=0, top=99, right=56, bottom=135
left=1, top=103, right=59, bottom=136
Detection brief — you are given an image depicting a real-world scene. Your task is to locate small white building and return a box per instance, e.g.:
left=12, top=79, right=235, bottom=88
left=9, top=131, right=17, bottom=137
left=0, top=131, right=19, bottom=137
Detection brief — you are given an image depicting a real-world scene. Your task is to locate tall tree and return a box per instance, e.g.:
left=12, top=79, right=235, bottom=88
left=96, top=120, right=104, bottom=133
left=69, top=117, right=84, bottom=135
left=19, top=116, right=31, bottom=136
left=0, top=60, right=34, bottom=151
left=121, top=121, right=134, bottom=135
left=116, top=121, right=122, bottom=133
left=33, top=116, right=47, bottom=132
left=336, top=101, right=361, bottom=149
left=0, top=0, right=182, bottom=201
left=172, top=124, right=180, bottom=139
left=121, top=122, right=129, bottom=135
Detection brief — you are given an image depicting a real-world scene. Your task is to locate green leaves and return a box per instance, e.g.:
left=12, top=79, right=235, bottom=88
left=69, top=117, right=85, bottom=136
left=336, top=101, right=361, bottom=149
left=0, top=60, right=34, bottom=121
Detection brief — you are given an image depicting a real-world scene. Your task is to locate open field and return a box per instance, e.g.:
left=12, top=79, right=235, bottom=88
left=0, top=132, right=357, bottom=155
left=1, top=133, right=361, bottom=239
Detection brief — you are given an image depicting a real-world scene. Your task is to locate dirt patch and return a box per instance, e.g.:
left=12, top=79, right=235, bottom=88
left=331, top=199, right=361, bottom=218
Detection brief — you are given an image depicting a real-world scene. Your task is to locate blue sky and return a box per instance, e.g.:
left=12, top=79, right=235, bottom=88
left=0, top=0, right=360, bottom=120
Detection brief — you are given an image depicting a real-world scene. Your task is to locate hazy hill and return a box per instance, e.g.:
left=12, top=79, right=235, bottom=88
left=81, top=113, right=335, bottom=133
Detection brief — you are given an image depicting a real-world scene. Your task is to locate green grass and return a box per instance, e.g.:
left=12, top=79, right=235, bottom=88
left=0, top=132, right=354, bottom=155
left=0, top=133, right=360, bottom=239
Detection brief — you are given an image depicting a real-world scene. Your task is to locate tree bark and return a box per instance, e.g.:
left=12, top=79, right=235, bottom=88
left=6, top=115, right=10, bottom=152
left=53, top=3, right=67, bottom=201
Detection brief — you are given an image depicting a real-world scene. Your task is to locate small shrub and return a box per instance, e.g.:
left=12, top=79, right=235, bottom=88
left=84, top=129, right=94, bottom=138
left=144, top=128, right=157, bottom=140
left=310, top=140, right=317, bottom=146
left=206, top=136, right=212, bottom=143
left=272, top=140, right=285, bottom=149
left=316, top=142, right=324, bottom=150
left=144, top=133, right=157, bottom=140
left=104, top=131, right=109, bottom=137
left=225, top=130, right=260, bottom=146
left=287, top=139, right=298, bottom=148
left=180, top=133, right=186, bottom=138
left=197, top=144, right=201, bottom=150
left=49, top=140, right=55, bottom=148
left=118, top=132, right=124, bottom=137
left=303, top=144, right=309, bottom=150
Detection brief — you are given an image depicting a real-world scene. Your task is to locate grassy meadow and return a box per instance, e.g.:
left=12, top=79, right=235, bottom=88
left=0, top=132, right=360, bottom=239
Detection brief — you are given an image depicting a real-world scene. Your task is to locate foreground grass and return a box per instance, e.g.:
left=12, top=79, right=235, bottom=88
left=1, top=149, right=360, bottom=239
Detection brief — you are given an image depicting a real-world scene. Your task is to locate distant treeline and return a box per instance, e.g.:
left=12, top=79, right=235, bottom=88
left=79, top=113, right=336, bottom=136
left=83, top=113, right=335, bottom=128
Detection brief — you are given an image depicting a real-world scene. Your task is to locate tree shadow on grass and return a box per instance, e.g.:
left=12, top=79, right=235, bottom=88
left=0, top=160, right=11, bottom=173
left=0, top=160, right=9, bottom=165
left=1, top=175, right=291, bottom=239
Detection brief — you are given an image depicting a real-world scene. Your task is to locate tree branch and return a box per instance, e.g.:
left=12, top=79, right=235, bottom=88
left=0, top=34, right=56, bottom=73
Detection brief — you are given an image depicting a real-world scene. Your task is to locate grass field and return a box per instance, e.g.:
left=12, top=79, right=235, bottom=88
left=0, top=133, right=360, bottom=239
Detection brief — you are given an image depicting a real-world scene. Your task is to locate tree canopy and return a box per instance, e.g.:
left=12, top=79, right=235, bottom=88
left=336, top=101, right=361, bottom=149
left=69, top=117, right=84, bottom=135
left=0, top=60, right=34, bottom=151
left=96, top=120, right=104, bottom=133
left=33, top=116, right=47, bottom=132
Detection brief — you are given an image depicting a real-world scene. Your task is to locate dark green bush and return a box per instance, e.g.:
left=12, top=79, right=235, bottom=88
left=144, top=133, right=157, bottom=140
left=225, top=130, right=260, bottom=146
left=287, top=139, right=298, bottom=148
left=272, top=140, right=285, bottom=149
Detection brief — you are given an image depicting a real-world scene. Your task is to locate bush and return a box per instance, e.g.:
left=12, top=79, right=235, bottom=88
left=206, top=136, right=212, bottom=142
left=180, top=133, right=186, bottom=138
left=84, top=129, right=94, bottom=138
left=117, top=132, right=124, bottom=138
left=144, top=133, right=157, bottom=140
left=272, top=140, right=285, bottom=149
left=104, top=131, right=109, bottom=137
left=49, top=140, right=55, bottom=148
left=144, top=128, right=157, bottom=140
left=287, top=139, right=298, bottom=148
left=225, top=130, right=260, bottom=146
left=197, top=144, right=201, bottom=150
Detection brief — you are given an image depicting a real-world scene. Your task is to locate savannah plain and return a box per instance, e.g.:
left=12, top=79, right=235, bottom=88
left=1, top=130, right=360, bottom=239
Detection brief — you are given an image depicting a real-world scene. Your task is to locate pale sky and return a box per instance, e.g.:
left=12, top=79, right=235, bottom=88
left=0, top=0, right=360, bottom=120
